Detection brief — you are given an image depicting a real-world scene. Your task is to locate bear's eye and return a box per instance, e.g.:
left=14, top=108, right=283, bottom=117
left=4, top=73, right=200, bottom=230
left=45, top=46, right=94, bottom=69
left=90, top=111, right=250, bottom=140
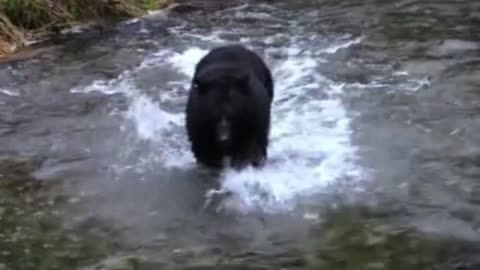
left=192, top=81, right=209, bottom=95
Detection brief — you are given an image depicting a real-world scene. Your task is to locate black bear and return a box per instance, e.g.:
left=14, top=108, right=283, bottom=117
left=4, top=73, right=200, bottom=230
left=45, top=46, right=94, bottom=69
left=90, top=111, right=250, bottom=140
left=185, top=44, right=274, bottom=170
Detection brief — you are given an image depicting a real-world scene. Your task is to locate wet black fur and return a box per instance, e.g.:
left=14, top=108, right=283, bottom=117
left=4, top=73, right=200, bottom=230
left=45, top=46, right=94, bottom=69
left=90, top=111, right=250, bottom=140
left=185, top=44, right=274, bottom=170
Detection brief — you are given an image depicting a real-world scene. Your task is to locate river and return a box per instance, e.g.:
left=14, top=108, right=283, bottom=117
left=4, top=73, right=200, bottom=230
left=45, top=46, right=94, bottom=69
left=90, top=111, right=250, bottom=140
left=1, top=0, right=480, bottom=269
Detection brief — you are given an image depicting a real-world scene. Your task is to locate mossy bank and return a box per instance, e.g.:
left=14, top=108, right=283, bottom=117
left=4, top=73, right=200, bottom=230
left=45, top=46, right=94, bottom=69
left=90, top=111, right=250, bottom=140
left=0, top=0, right=172, bottom=57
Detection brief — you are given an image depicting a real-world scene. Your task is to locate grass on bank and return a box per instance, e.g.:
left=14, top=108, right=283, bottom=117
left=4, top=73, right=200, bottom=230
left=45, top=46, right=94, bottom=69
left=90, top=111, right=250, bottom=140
left=0, top=0, right=171, bottom=56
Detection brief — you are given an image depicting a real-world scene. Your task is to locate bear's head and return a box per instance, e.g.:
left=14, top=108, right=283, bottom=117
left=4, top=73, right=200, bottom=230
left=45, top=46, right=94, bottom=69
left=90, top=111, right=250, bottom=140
left=191, top=65, right=253, bottom=145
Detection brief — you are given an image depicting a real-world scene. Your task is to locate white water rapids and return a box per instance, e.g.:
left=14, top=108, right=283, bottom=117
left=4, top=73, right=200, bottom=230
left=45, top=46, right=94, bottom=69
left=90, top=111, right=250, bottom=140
left=69, top=7, right=374, bottom=214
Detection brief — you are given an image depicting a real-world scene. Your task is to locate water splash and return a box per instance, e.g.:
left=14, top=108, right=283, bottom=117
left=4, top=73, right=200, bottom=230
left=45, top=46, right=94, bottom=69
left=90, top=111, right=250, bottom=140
left=0, top=88, right=20, bottom=97
left=68, top=12, right=370, bottom=213
left=216, top=42, right=363, bottom=212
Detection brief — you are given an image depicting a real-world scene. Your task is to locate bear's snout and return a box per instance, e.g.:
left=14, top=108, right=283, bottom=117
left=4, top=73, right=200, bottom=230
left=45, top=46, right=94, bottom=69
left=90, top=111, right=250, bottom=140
left=217, top=117, right=230, bottom=142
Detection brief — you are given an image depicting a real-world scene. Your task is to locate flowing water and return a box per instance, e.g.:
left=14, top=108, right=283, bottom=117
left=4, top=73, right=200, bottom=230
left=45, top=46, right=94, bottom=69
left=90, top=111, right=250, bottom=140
left=2, top=0, right=480, bottom=269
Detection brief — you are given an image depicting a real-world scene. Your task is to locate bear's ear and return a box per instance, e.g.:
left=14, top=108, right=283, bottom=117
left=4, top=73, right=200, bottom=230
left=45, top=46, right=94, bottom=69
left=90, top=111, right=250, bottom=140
left=192, top=78, right=207, bottom=94
left=192, top=79, right=200, bottom=90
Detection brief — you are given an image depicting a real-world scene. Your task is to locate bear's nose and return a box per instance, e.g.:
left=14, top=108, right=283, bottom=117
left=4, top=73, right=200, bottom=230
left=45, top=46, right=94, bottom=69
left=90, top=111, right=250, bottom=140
left=217, top=117, right=230, bottom=142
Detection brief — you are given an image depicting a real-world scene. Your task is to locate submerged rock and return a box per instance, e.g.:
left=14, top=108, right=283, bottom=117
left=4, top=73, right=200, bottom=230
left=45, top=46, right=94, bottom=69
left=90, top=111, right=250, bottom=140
left=82, top=256, right=141, bottom=270
left=427, top=39, right=479, bottom=58
left=166, top=0, right=245, bottom=13
left=81, top=256, right=169, bottom=270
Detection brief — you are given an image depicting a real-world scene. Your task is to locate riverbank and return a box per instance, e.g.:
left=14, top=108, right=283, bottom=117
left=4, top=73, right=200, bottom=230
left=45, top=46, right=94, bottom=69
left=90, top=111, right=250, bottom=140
left=0, top=0, right=173, bottom=58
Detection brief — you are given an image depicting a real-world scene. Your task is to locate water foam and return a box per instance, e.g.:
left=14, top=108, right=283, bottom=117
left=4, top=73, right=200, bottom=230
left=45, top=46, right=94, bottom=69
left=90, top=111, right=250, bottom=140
left=126, top=94, right=183, bottom=140
left=0, top=88, right=20, bottom=97
left=69, top=25, right=365, bottom=213
left=70, top=51, right=184, bottom=142
left=217, top=43, right=362, bottom=212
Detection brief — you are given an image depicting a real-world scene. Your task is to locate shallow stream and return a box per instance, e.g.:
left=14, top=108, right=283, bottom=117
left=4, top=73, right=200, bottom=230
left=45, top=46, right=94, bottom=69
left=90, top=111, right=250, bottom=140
left=1, top=1, right=480, bottom=269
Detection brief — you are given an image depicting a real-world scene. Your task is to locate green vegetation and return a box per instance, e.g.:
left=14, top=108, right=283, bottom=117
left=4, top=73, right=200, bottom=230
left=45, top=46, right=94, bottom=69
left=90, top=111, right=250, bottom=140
left=0, top=0, right=171, bottom=56
left=305, top=207, right=462, bottom=270
left=0, top=159, right=113, bottom=270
